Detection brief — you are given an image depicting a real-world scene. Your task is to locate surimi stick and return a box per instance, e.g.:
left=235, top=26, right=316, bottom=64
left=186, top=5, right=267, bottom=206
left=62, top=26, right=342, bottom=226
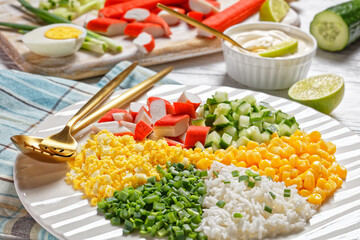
left=124, top=22, right=165, bottom=38
left=104, top=0, right=131, bottom=7
left=99, top=0, right=187, bottom=19
left=188, top=0, right=219, bottom=15
left=158, top=7, right=186, bottom=26
left=199, top=0, right=265, bottom=37
left=87, top=18, right=128, bottom=36
left=133, top=32, right=155, bottom=53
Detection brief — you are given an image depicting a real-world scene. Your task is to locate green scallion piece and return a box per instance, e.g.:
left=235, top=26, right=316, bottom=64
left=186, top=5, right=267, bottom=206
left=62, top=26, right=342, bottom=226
left=231, top=170, right=239, bottom=177
left=284, top=189, right=291, bottom=197
left=239, top=175, right=249, bottom=182
left=264, top=204, right=272, bottom=213
left=254, top=176, right=262, bottom=181
left=245, top=169, right=259, bottom=177
left=223, top=180, right=231, bottom=184
left=247, top=181, right=255, bottom=188
left=213, top=171, right=219, bottom=178
left=216, top=200, right=226, bottom=208
left=233, top=213, right=243, bottom=218
left=269, top=191, right=276, bottom=199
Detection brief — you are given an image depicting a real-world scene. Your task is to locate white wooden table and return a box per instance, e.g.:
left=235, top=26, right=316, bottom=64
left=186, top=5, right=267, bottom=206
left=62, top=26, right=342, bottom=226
left=1, top=0, right=359, bottom=136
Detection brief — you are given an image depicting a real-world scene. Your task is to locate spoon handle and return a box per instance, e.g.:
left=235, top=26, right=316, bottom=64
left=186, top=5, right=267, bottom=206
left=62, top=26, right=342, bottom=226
left=157, top=3, right=246, bottom=52
left=66, top=61, right=138, bottom=128
left=71, top=66, right=173, bottom=134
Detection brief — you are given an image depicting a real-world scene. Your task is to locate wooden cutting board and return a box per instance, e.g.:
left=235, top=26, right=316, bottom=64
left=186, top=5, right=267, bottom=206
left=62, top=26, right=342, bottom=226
left=0, top=0, right=239, bottom=80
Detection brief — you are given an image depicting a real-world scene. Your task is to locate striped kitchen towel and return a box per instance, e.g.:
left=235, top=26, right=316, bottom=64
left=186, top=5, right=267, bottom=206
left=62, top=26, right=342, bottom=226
left=0, top=61, right=178, bottom=240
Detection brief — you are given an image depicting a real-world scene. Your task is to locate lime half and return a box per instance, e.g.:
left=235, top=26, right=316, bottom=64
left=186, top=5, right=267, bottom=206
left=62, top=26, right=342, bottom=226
left=260, top=0, right=290, bottom=22
left=259, top=38, right=298, bottom=58
left=288, top=74, right=345, bottom=114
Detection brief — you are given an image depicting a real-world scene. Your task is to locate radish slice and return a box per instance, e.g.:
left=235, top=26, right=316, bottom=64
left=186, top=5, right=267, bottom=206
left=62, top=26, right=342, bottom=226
left=147, top=96, right=175, bottom=114
left=129, top=102, right=148, bottom=119
left=158, top=7, right=185, bottom=26
left=119, top=121, right=136, bottom=133
left=123, top=8, right=151, bottom=21
left=98, top=109, right=128, bottom=123
left=135, top=106, right=152, bottom=126
left=184, top=126, right=210, bottom=148
left=154, top=114, right=189, bottom=137
left=124, top=22, right=165, bottom=38
left=177, top=91, right=202, bottom=110
left=112, top=112, right=133, bottom=122
left=150, top=99, right=167, bottom=123
left=92, top=121, right=131, bottom=135
left=173, top=102, right=196, bottom=118
left=135, top=120, right=153, bottom=140
left=189, top=0, right=219, bottom=14
left=87, top=18, right=128, bottom=36
left=133, top=32, right=155, bottom=53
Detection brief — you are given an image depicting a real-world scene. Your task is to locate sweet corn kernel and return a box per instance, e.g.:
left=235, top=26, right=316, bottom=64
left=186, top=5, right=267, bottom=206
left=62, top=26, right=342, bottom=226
left=271, top=155, right=281, bottom=168
left=317, top=149, right=330, bottom=160
left=313, top=187, right=326, bottom=200
left=337, top=165, right=347, bottom=179
left=282, top=171, right=291, bottom=181
left=308, top=154, right=321, bottom=164
left=329, top=175, right=343, bottom=188
left=316, top=177, right=327, bottom=189
left=310, top=161, right=322, bottom=173
left=251, top=165, right=259, bottom=172
left=289, top=154, right=299, bottom=166
left=290, top=169, right=299, bottom=179
left=273, top=175, right=279, bottom=182
left=326, top=142, right=336, bottom=154
left=309, top=131, right=321, bottom=142
left=308, top=193, right=322, bottom=204
left=259, top=160, right=271, bottom=170
left=300, top=189, right=311, bottom=197
left=247, top=141, right=259, bottom=150
left=280, top=159, right=290, bottom=166
left=264, top=167, right=276, bottom=179
left=292, top=177, right=303, bottom=189
left=235, top=161, right=247, bottom=168
left=284, top=177, right=292, bottom=186
left=279, top=165, right=293, bottom=175
left=323, top=182, right=334, bottom=196
left=304, top=171, right=315, bottom=190
left=297, top=159, right=310, bottom=172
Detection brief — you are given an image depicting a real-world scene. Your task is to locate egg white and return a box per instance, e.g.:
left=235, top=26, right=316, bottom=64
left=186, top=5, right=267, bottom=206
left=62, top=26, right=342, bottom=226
left=23, top=23, right=86, bottom=57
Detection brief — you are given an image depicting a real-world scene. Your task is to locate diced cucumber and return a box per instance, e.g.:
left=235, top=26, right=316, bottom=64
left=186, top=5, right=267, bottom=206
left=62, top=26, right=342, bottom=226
left=230, top=101, right=241, bottom=111
left=213, top=91, right=228, bottom=103
left=262, top=110, right=275, bottom=123
left=224, top=125, right=237, bottom=137
left=238, top=115, right=250, bottom=129
left=252, top=103, right=261, bottom=113
left=278, top=124, right=292, bottom=137
left=276, top=110, right=289, bottom=124
left=205, top=131, right=221, bottom=147
left=205, top=114, right=216, bottom=126
left=194, top=141, right=205, bottom=150
left=206, top=98, right=217, bottom=105
left=191, top=119, right=206, bottom=127
left=290, top=122, right=300, bottom=133
left=214, top=103, right=231, bottom=116
left=310, top=1, right=360, bottom=52
left=238, top=128, right=247, bottom=138
left=259, top=101, right=274, bottom=110
left=250, top=112, right=262, bottom=123
left=213, top=115, right=231, bottom=130
left=235, top=136, right=251, bottom=147
left=264, top=124, right=278, bottom=134
left=262, top=131, right=271, bottom=143
left=232, top=112, right=240, bottom=121
left=246, top=126, right=262, bottom=142
left=209, top=104, right=218, bottom=114
left=197, top=105, right=205, bottom=118
left=203, top=110, right=209, bottom=118
left=252, top=121, right=263, bottom=132
left=219, top=133, right=233, bottom=149
left=236, top=102, right=252, bottom=116
left=242, top=95, right=256, bottom=105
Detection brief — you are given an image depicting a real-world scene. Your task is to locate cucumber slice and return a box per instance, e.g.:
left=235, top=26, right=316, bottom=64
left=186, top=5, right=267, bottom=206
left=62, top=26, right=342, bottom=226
left=246, top=126, right=262, bottom=142
left=192, top=119, right=206, bottom=126
left=236, top=136, right=251, bottom=147
left=262, top=131, right=271, bottom=143
left=219, top=133, right=233, bottom=149
left=209, top=104, right=218, bottom=114
left=207, top=98, right=217, bottom=105
left=278, top=124, right=292, bottom=137
left=259, top=101, right=274, bottom=110
left=213, top=115, right=231, bottom=129
left=264, top=124, right=278, bottom=134
left=238, top=128, right=247, bottom=138
left=252, top=121, right=263, bottom=132
left=238, top=115, right=250, bottom=129
left=242, top=95, right=256, bottom=105
left=250, top=112, right=263, bottom=123
left=310, top=1, right=360, bottom=52
left=205, top=131, right=221, bottom=147
left=236, top=102, right=252, bottom=115
left=197, top=105, right=205, bottom=118
left=276, top=110, right=289, bottom=124
left=252, top=103, right=261, bottom=113
left=224, top=125, right=237, bottom=137
left=205, top=114, right=216, bottom=126
left=194, top=141, right=205, bottom=150
left=230, top=101, right=241, bottom=111
left=214, top=103, right=231, bottom=116
left=213, top=91, right=229, bottom=103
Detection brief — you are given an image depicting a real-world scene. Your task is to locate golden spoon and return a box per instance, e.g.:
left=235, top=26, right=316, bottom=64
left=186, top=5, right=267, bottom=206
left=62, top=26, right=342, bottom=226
left=157, top=3, right=248, bottom=53
left=11, top=66, right=173, bottom=163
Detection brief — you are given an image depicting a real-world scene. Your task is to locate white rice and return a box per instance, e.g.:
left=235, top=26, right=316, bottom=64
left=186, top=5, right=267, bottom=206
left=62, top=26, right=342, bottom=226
left=198, top=162, right=317, bottom=240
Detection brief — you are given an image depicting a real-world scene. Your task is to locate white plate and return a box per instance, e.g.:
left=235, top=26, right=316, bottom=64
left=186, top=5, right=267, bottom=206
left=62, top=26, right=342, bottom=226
left=14, top=85, right=360, bottom=240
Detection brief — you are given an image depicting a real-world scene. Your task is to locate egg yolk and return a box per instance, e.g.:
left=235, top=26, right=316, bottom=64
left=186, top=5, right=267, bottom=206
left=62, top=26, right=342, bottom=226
left=45, top=26, right=83, bottom=40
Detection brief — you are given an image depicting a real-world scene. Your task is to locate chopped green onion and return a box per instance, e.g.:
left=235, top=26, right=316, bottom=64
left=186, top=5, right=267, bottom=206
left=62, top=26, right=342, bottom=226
left=239, top=175, right=249, bottom=182
left=223, top=180, right=231, bottom=184
left=233, top=213, right=243, bottom=218
left=245, top=169, right=259, bottom=177
left=216, top=200, right=226, bottom=208
left=264, top=204, right=272, bottom=213
left=247, top=181, right=255, bottom=188
left=213, top=171, right=219, bottom=178
left=269, top=191, right=276, bottom=199
left=284, top=189, right=291, bottom=197
left=254, top=176, right=262, bottom=181
left=267, top=176, right=273, bottom=181
left=231, top=170, right=239, bottom=177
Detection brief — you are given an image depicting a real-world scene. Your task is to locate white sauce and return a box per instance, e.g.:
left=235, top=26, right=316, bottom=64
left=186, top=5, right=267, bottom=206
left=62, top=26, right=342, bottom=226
left=230, top=30, right=311, bottom=57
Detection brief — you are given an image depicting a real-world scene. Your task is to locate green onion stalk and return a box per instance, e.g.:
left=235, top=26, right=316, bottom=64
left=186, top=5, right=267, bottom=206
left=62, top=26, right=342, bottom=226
left=16, top=0, right=122, bottom=52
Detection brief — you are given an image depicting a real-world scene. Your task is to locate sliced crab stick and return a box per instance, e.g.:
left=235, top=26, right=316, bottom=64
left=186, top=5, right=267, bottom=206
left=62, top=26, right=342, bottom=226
left=92, top=121, right=132, bottom=135
left=98, top=109, right=128, bottom=123
left=147, top=96, right=175, bottom=114
left=124, top=22, right=165, bottom=38
left=124, top=8, right=172, bottom=36
left=177, top=91, right=202, bottom=110
left=87, top=18, right=128, bottom=36
left=199, top=0, right=265, bottom=37
left=112, top=111, right=133, bottom=122
left=189, top=0, right=219, bottom=15
left=129, top=102, right=148, bottom=119
left=158, top=7, right=186, bottom=26
left=104, top=0, right=130, bottom=7
left=99, top=0, right=187, bottom=19
left=154, top=114, right=189, bottom=137
left=186, top=11, right=204, bottom=28
left=184, top=125, right=210, bottom=148
left=120, top=121, right=136, bottom=133
left=173, top=102, right=196, bottom=118
left=135, top=120, right=153, bottom=140
left=134, top=106, right=152, bottom=126
left=133, top=32, right=155, bottom=53
left=150, top=99, right=168, bottom=123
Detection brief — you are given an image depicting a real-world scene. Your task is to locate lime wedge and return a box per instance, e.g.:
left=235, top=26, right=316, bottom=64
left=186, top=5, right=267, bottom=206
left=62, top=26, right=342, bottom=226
left=288, top=74, right=345, bottom=114
left=259, top=38, right=298, bottom=58
left=260, top=0, right=290, bottom=22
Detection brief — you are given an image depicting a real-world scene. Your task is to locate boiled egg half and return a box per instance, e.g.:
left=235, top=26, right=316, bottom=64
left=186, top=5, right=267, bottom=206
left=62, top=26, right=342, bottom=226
left=23, top=23, right=86, bottom=57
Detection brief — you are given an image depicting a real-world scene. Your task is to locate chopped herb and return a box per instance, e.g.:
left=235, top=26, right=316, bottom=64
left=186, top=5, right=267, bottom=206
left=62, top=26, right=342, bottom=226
left=254, top=176, right=262, bottom=181
left=245, top=169, right=259, bottom=177
left=264, top=204, right=272, bottom=213
left=231, top=170, right=239, bottom=177
left=239, top=175, right=249, bottom=182
left=223, top=180, right=231, bottom=184
left=213, top=171, right=219, bottom=178
left=247, top=181, right=255, bottom=188
left=267, top=176, right=273, bottom=181
left=233, top=213, right=243, bottom=218
left=284, top=189, right=291, bottom=197
left=216, top=200, right=226, bottom=208
left=269, top=191, right=276, bottom=199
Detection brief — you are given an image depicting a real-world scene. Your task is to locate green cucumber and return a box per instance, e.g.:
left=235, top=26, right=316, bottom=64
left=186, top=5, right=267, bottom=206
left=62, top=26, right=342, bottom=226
left=214, top=103, right=231, bottom=116
left=191, top=119, right=206, bottom=126
left=224, top=125, right=237, bottom=137
left=213, top=115, right=231, bottom=129
left=235, top=136, right=250, bottom=147
left=310, top=1, right=360, bottom=51
left=238, top=115, right=250, bottom=129
left=219, top=133, right=233, bottom=149
left=213, top=91, right=228, bottom=103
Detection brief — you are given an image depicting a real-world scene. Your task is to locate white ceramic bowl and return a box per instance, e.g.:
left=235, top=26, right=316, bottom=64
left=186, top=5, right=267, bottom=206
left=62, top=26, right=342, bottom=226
left=222, top=22, right=317, bottom=90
